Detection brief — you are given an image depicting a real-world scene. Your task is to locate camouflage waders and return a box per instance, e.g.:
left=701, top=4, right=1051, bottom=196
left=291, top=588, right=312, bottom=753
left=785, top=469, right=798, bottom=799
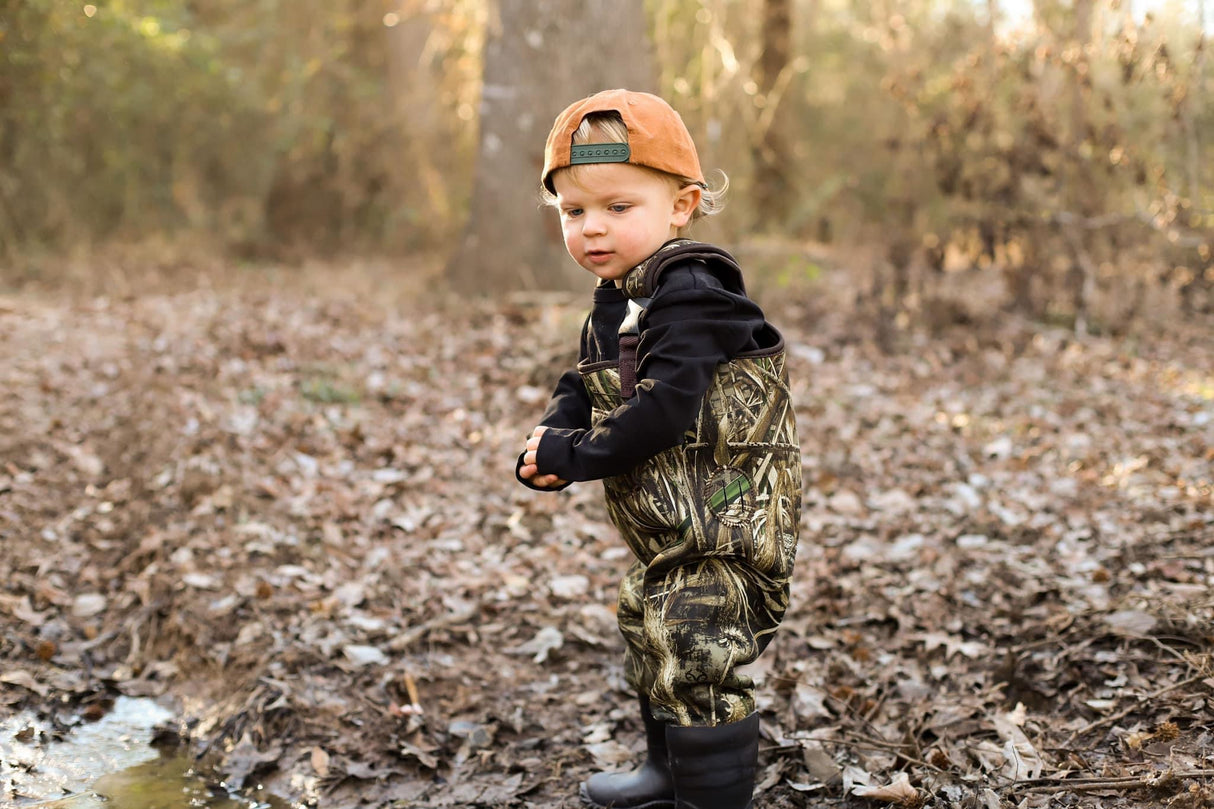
left=581, top=242, right=802, bottom=728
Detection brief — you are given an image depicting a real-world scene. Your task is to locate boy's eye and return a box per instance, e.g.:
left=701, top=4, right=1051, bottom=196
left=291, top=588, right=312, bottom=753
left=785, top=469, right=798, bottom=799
left=609, top=204, right=630, bottom=213
left=564, top=208, right=583, bottom=218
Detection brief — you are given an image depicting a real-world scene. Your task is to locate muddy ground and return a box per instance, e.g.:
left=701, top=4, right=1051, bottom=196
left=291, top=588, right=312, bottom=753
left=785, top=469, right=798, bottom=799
left=1, top=265, right=1212, bottom=808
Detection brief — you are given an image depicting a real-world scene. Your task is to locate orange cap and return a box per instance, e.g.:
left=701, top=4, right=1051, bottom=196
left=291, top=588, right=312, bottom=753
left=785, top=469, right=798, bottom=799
left=542, top=89, right=705, bottom=192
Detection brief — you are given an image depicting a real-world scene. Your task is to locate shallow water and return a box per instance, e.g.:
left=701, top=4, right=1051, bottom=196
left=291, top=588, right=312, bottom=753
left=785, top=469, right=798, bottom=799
left=1, top=696, right=287, bottom=808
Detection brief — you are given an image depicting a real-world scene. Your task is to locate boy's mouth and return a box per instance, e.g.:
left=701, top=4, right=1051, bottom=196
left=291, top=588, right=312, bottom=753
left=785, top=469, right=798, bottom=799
left=586, top=250, right=613, bottom=265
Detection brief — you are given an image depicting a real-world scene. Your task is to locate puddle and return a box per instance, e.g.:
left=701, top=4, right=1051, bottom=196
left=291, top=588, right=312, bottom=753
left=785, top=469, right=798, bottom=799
left=1, top=697, right=288, bottom=808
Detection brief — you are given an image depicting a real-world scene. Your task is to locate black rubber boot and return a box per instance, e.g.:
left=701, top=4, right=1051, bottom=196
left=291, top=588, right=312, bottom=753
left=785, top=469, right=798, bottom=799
left=580, top=696, right=676, bottom=809
left=665, top=713, right=760, bottom=809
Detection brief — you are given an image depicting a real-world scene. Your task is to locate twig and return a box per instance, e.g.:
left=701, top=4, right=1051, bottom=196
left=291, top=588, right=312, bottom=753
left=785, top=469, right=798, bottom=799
left=1009, top=769, right=1214, bottom=795
left=1049, top=210, right=1140, bottom=230
left=1008, top=632, right=1094, bottom=656
left=1148, top=637, right=1211, bottom=667
left=1048, top=209, right=1212, bottom=249
left=824, top=730, right=946, bottom=774
left=1061, top=674, right=1208, bottom=748
left=861, top=684, right=890, bottom=725
left=386, top=606, right=478, bottom=652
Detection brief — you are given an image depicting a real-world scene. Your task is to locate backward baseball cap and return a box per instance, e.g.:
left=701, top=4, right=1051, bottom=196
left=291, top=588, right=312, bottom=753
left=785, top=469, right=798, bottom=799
left=542, top=89, right=705, bottom=192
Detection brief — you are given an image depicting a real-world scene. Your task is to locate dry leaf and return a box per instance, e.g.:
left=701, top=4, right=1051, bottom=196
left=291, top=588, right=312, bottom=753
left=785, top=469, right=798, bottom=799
left=71, top=593, right=107, bottom=618
left=584, top=740, right=634, bottom=767
left=311, top=746, right=330, bottom=777
left=993, top=703, right=1044, bottom=780
left=851, top=771, right=918, bottom=802
left=342, top=644, right=388, bottom=668
left=0, top=670, right=48, bottom=696
left=509, top=626, right=563, bottom=663
left=1104, top=609, right=1158, bottom=636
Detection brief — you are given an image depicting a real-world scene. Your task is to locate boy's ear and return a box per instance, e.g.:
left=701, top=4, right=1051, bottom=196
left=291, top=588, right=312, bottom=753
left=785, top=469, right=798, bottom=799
left=671, top=184, right=702, bottom=227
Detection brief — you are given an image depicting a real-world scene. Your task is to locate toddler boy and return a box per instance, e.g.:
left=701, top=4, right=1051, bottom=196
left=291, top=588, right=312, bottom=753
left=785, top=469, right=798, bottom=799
left=517, top=89, right=801, bottom=809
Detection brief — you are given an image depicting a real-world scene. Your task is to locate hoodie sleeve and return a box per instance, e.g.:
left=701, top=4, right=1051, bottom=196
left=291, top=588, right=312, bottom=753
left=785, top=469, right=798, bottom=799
left=514, top=316, right=593, bottom=491
left=534, top=263, right=763, bottom=482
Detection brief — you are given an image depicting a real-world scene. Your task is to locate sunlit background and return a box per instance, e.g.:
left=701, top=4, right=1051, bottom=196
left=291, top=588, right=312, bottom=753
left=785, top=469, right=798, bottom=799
left=998, top=0, right=1208, bottom=30
left=1, top=0, right=1210, bottom=318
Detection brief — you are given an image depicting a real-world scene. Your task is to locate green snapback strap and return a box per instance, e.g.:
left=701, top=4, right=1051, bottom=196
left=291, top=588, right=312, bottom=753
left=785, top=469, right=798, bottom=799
left=569, top=143, right=630, bottom=165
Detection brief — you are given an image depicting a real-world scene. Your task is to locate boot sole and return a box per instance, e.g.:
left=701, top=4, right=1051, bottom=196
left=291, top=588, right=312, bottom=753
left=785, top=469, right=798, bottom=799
left=578, top=782, right=676, bottom=809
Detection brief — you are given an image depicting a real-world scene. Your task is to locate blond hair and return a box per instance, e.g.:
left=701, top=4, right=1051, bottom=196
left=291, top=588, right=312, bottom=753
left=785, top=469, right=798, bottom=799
left=542, top=112, right=728, bottom=223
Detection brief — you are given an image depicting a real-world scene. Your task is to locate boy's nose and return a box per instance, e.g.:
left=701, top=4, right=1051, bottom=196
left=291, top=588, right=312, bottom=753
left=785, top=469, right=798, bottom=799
left=581, top=211, right=607, bottom=236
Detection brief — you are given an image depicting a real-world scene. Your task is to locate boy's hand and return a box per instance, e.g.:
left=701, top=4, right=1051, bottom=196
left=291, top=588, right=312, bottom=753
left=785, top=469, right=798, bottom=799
left=520, top=426, right=567, bottom=488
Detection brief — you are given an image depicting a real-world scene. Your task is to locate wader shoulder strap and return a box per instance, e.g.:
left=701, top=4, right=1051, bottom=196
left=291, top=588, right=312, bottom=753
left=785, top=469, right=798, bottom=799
left=621, top=239, right=746, bottom=300
left=616, top=240, right=745, bottom=400
left=618, top=297, right=650, bottom=400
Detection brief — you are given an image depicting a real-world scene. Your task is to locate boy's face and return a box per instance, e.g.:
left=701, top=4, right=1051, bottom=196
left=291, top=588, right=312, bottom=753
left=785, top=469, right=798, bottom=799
left=552, top=163, right=701, bottom=285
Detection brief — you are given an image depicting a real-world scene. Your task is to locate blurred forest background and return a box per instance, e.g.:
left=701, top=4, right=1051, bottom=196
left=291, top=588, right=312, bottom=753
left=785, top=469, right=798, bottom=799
left=2, top=0, right=1212, bottom=330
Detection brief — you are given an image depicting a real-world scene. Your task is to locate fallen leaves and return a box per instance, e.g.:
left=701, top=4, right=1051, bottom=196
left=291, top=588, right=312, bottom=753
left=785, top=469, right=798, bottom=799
left=0, top=286, right=1210, bottom=808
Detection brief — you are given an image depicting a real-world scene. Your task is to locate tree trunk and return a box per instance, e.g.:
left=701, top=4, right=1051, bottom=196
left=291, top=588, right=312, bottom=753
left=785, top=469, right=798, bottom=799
left=751, top=0, right=793, bottom=229
left=1182, top=14, right=1205, bottom=200
left=385, top=3, right=459, bottom=247
left=448, top=0, right=655, bottom=293
left=1067, top=0, right=1094, bottom=334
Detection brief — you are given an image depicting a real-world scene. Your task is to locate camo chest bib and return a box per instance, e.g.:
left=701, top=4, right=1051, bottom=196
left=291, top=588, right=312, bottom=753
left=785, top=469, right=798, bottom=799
left=578, top=241, right=801, bottom=576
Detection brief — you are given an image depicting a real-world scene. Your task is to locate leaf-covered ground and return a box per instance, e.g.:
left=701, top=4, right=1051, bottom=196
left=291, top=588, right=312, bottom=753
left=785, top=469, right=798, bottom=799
left=1, top=271, right=1212, bottom=808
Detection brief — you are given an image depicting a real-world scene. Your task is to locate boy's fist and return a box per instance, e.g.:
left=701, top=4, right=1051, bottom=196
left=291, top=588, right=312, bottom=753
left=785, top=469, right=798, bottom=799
left=520, top=426, right=567, bottom=488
